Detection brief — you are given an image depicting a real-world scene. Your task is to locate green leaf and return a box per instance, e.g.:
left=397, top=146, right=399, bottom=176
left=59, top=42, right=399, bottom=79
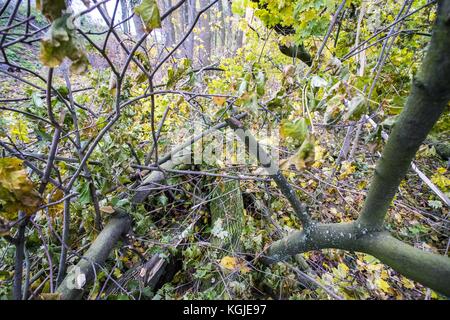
left=231, top=0, right=248, bottom=16
left=134, top=0, right=162, bottom=33
left=158, top=194, right=169, bottom=206
left=291, top=135, right=316, bottom=170
left=256, top=70, right=266, bottom=96
left=166, top=59, right=192, bottom=89
left=381, top=115, right=398, bottom=129
left=280, top=118, right=309, bottom=143
left=428, top=200, right=442, bottom=210
left=343, top=95, right=367, bottom=121
left=311, top=75, right=328, bottom=88
left=78, top=182, right=92, bottom=205
left=31, top=92, right=44, bottom=109
left=238, top=79, right=248, bottom=96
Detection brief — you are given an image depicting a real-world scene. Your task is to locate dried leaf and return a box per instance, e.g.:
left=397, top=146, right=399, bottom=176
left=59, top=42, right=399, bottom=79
left=40, top=14, right=90, bottom=74
left=100, top=206, right=115, bottom=214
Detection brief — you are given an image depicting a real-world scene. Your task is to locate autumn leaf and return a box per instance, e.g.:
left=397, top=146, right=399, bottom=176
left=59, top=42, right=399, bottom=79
left=220, top=256, right=237, bottom=270
left=375, top=278, right=391, bottom=293
left=219, top=256, right=250, bottom=274
left=40, top=14, right=90, bottom=74
left=48, top=189, right=64, bottom=218
left=39, top=293, right=62, bottom=300
left=134, top=0, right=162, bottom=33
left=231, top=0, right=248, bottom=16
left=0, top=158, right=42, bottom=220
left=212, top=96, right=227, bottom=106
left=290, top=135, right=316, bottom=170
left=100, top=206, right=115, bottom=214
left=343, top=95, right=367, bottom=121
left=36, top=0, right=67, bottom=22
left=339, top=161, right=356, bottom=180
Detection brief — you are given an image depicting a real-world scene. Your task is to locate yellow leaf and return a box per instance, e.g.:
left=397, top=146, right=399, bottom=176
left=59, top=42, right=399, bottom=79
left=400, top=277, right=415, bottom=289
left=212, top=96, right=227, bottom=106
left=338, top=262, right=349, bottom=274
left=48, top=189, right=64, bottom=217
left=375, top=278, right=391, bottom=293
left=39, top=293, right=61, bottom=300
left=0, top=158, right=42, bottom=219
left=10, top=119, right=30, bottom=143
left=339, top=161, right=356, bottom=180
left=220, top=256, right=237, bottom=270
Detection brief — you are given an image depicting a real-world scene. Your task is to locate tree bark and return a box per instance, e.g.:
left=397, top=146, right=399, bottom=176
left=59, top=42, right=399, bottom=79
left=199, top=0, right=212, bottom=64
left=162, top=0, right=176, bottom=47
left=131, top=0, right=147, bottom=44
left=183, top=0, right=195, bottom=60
left=218, top=0, right=226, bottom=48
left=265, top=222, right=450, bottom=296
left=56, top=214, right=131, bottom=300
left=261, top=0, right=450, bottom=296
left=120, top=0, right=129, bottom=34
left=357, top=0, right=450, bottom=228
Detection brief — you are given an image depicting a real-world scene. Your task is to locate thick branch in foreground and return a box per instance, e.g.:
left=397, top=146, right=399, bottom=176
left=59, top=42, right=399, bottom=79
left=263, top=0, right=450, bottom=297
left=56, top=214, right=131, bottom=300
left=265, top=222, right=450, bottom=296
left=358, top=0, right=450, bottom=228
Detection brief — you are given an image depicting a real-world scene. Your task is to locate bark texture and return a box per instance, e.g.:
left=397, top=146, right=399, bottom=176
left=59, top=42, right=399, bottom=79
left=261, top=0, right=450, bottom=297
left=56, top=214, right=131, bottom=300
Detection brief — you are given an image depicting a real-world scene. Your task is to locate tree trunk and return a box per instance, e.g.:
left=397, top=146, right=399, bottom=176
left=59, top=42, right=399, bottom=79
left=184, top=0, right=195, bottom=60
left=199, top=0, right=212, bottom=64
left=56, top=214, right=131, bottom=300
left=120, top=0, right=129, bottom=34
left=210, top=179, right=244, bottom=251
left=258, top=0, right=450, bottom=296
left=163, top=0, right=176, bottom=47
left=218, top=0, right=226, bottom=49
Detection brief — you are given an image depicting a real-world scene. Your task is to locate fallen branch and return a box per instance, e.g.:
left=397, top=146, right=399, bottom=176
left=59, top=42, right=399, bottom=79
left=56, top=213, right=131, bottom=300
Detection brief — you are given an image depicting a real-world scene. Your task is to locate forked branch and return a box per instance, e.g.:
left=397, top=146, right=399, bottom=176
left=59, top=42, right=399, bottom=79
left=238, top=0, right=450, bottom=296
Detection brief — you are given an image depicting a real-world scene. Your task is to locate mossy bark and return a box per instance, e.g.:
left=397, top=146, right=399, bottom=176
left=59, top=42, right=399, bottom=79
left=210, top=179, right=244, bottom=251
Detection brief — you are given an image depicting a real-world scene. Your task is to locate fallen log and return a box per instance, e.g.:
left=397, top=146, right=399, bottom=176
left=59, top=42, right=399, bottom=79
left=56, top=213, right=131, bottom=300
